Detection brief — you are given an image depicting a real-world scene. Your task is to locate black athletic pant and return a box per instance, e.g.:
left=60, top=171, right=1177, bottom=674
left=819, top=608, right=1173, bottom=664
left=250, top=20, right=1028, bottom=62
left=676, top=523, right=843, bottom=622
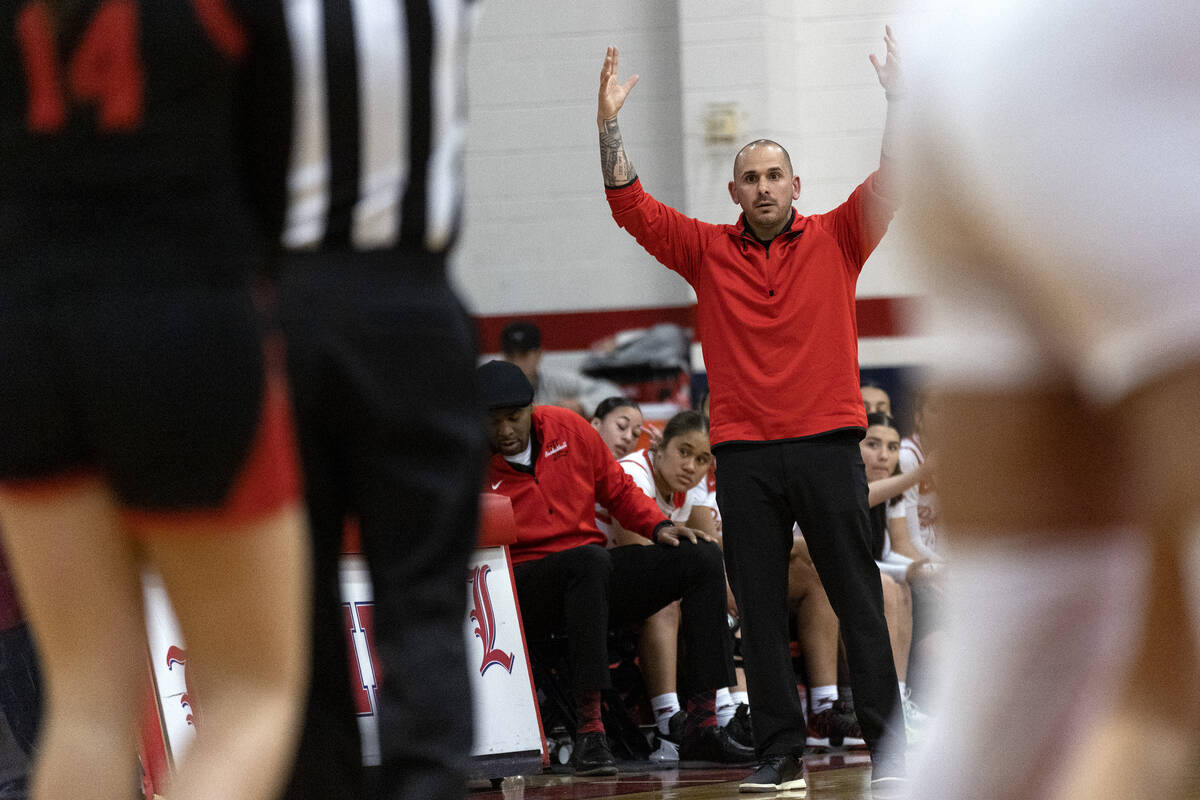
left=513, top=539, right=734, bottom=698
left=278, top=250, right=484, bottom=800
left=715, top=432, right=904, bottom=761
left=0, top=623, right=41, bottom=756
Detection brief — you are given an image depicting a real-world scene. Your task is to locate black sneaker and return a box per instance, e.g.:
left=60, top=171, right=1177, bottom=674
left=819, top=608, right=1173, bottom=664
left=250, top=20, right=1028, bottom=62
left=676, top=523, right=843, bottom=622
left=807, top=700, right=866, bottom=749
left=571, top=731, right=617, bottom=776
left=723, top=702, right=754, bottom=749
left=678, top=724, right=757, bottom=767
left=832, top=698, right=867, bottom=749
left=738, top=753, right=806, bottom=793
left=870, top=750, right=907, bottom=798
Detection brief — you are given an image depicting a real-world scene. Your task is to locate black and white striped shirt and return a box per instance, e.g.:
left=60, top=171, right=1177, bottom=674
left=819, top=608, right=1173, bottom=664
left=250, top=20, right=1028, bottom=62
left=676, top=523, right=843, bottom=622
left=282, top=0, right=477, bottom=254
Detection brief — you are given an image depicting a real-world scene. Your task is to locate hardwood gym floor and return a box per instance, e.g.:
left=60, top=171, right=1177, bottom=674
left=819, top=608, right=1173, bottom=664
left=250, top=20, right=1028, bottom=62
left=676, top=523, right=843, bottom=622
left=467, top=748, right=1200, bottom=800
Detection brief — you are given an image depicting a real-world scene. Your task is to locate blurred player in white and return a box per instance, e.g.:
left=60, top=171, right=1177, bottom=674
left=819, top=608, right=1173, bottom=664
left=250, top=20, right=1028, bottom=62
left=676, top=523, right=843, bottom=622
left=902, top=2, right=1200, bottom=798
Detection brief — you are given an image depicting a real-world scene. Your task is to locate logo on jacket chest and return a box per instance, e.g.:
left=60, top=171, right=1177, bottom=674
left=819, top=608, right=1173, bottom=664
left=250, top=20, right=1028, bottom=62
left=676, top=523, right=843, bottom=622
left=543, top=439, right=568, bottom=459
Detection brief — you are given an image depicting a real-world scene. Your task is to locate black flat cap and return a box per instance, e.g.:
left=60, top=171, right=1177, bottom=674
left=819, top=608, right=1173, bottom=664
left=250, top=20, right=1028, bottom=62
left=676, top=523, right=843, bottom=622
left=477, top=360, right=534, bottom=410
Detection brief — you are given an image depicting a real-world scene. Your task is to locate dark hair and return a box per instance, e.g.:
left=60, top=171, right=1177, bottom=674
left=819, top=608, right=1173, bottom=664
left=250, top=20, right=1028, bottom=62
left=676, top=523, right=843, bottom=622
left=864, top=411, right=903, bottom=558
left=860, top=378, right=887, bottom=391
left=500, top=321, right=541, bottom=355
left=591, top=396, right=641, bottom=422
left=733, top=139, right=793, bottom=177
left=658, top=410, right=709, bottom=450
left=865, top=414, right=903, bottom=491
left=865, top=411, right=898, bottom=430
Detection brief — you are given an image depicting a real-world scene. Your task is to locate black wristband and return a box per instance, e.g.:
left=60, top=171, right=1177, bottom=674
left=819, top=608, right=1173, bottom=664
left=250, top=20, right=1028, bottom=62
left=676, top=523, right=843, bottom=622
left=651, top=519, right=673, bottom=543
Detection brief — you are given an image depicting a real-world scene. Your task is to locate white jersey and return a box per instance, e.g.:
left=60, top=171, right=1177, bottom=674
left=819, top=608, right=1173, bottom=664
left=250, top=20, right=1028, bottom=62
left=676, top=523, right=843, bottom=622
left=595, top=448, right=710, bottom=547
left=877, top=501, right=913, bottom=582
left=899, top=435, right=941, bottom=562
left=703, top=470, right=720, bottom=524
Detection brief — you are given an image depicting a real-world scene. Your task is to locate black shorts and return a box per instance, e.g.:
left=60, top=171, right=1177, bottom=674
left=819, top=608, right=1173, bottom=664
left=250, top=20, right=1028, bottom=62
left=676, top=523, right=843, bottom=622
left=0, top=280, right=299, bottom=525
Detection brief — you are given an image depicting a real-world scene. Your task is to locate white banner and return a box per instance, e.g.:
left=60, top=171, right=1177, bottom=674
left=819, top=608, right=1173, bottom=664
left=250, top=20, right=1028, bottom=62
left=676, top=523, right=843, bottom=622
left=143, top=545, right=544, bottom=773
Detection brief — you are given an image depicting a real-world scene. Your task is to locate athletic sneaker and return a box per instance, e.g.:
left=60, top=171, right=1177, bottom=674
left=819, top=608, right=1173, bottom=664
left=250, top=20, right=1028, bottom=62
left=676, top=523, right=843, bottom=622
left=723, top=702, right=754, bottom=749
left=805, top=699, right=865, bottom=749
left=571, top=731, right=617, bottom=776
left=738, top=754, right=807, bottom=793
left=833, top=698, right=868, bottom=749
left=870, top=750, right=908, bottom=798
left=648, top=710, right=684, bottom=763
left=870, top=776, right=910, bottom=799
left=901, top=688, right=929, bottom=746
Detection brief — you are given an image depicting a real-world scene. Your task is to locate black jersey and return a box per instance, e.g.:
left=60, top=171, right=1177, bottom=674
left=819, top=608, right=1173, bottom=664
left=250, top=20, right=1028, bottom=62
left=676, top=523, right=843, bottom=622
left=0, top=0, right=290, bottom=285
left=0, top=1, right=299, bottom=511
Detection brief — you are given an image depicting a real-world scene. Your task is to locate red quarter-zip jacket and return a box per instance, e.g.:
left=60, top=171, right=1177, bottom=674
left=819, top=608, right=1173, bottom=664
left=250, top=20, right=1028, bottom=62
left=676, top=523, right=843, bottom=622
left=607, top=174, right=897, bottom=446
left=486, top=406, right=668, bottom=565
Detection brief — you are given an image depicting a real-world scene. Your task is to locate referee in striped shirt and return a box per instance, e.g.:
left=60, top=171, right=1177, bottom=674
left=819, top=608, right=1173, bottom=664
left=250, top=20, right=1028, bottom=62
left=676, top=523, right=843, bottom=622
left=271, top=3, right=484, bottom=799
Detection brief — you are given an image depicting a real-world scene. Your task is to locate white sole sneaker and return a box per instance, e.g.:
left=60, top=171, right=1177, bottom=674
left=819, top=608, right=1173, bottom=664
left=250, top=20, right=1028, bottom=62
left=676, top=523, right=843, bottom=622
left=738, top=781, right=778, bottom=793
left=648, top=737, right=679, bottom=764
left=739, top=775, right=807, bottom=792
left=870, top=775, right=908, bottom=798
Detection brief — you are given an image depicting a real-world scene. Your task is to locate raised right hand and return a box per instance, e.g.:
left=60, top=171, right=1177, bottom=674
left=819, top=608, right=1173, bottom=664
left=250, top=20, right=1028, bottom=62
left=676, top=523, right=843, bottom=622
left=598, top=46, right=639, bottom=126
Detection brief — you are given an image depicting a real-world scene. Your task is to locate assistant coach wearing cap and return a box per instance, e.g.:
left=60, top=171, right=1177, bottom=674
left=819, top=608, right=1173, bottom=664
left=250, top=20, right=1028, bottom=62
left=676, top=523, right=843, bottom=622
left=478, top=361, right=753, bottom=775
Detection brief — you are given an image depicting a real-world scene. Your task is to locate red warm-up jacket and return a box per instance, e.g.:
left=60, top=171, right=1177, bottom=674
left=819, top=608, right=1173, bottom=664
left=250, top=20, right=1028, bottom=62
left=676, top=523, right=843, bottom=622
left=607, top=174, right=897, bottom=446
left=485, top=406, right=668, bottom=565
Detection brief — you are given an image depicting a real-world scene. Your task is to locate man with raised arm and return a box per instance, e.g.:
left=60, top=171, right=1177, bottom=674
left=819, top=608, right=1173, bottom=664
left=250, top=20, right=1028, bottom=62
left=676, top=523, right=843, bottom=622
left=596, top=32, right=907, bottom=795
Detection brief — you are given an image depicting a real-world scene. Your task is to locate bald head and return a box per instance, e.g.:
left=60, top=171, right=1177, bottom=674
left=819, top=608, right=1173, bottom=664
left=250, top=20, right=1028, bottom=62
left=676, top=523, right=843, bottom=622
left=728, top=139, right=801, bottom=240
left=733, top=139, right=793, bottom=179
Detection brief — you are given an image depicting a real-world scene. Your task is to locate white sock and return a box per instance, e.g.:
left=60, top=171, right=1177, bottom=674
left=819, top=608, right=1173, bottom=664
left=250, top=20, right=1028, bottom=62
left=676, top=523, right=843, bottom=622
left=651, top=692, right=680, bottom=735
left=715, top=687, right=736, bottom=727
left=909, top=531, right=1145, bottom=800
left=810, top=685, right=838, bottom=715
left=898, top=681, right=907, bottom=699
left=731, top=690, right=749, bottom=707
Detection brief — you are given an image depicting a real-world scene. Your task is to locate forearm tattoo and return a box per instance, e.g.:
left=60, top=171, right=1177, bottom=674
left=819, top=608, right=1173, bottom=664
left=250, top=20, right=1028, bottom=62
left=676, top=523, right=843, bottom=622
left=599, top=117, right=637, bottom=188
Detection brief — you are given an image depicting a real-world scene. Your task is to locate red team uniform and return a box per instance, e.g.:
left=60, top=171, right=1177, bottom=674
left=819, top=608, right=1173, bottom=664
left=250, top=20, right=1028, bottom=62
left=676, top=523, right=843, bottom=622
left=0, top=0, right=298, bottom=522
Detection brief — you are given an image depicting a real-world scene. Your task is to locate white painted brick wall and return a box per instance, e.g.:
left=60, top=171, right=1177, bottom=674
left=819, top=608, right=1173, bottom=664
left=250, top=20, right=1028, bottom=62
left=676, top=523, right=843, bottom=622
left=452, top=0, right=926, bottom=317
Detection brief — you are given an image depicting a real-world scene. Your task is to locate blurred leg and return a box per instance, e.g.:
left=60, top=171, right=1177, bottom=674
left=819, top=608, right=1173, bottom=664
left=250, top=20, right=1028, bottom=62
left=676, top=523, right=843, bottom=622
left=910, top=386, right=1140, bottom=800
left=0, top=479, right=143, bottom=800
left=281, top=398, right=364, bottom=800
left=1051, top=364, right=1200, bottom=800
left=338, top=278, right=484, bottom=800
left=140, top=505, right=310, bottom=800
